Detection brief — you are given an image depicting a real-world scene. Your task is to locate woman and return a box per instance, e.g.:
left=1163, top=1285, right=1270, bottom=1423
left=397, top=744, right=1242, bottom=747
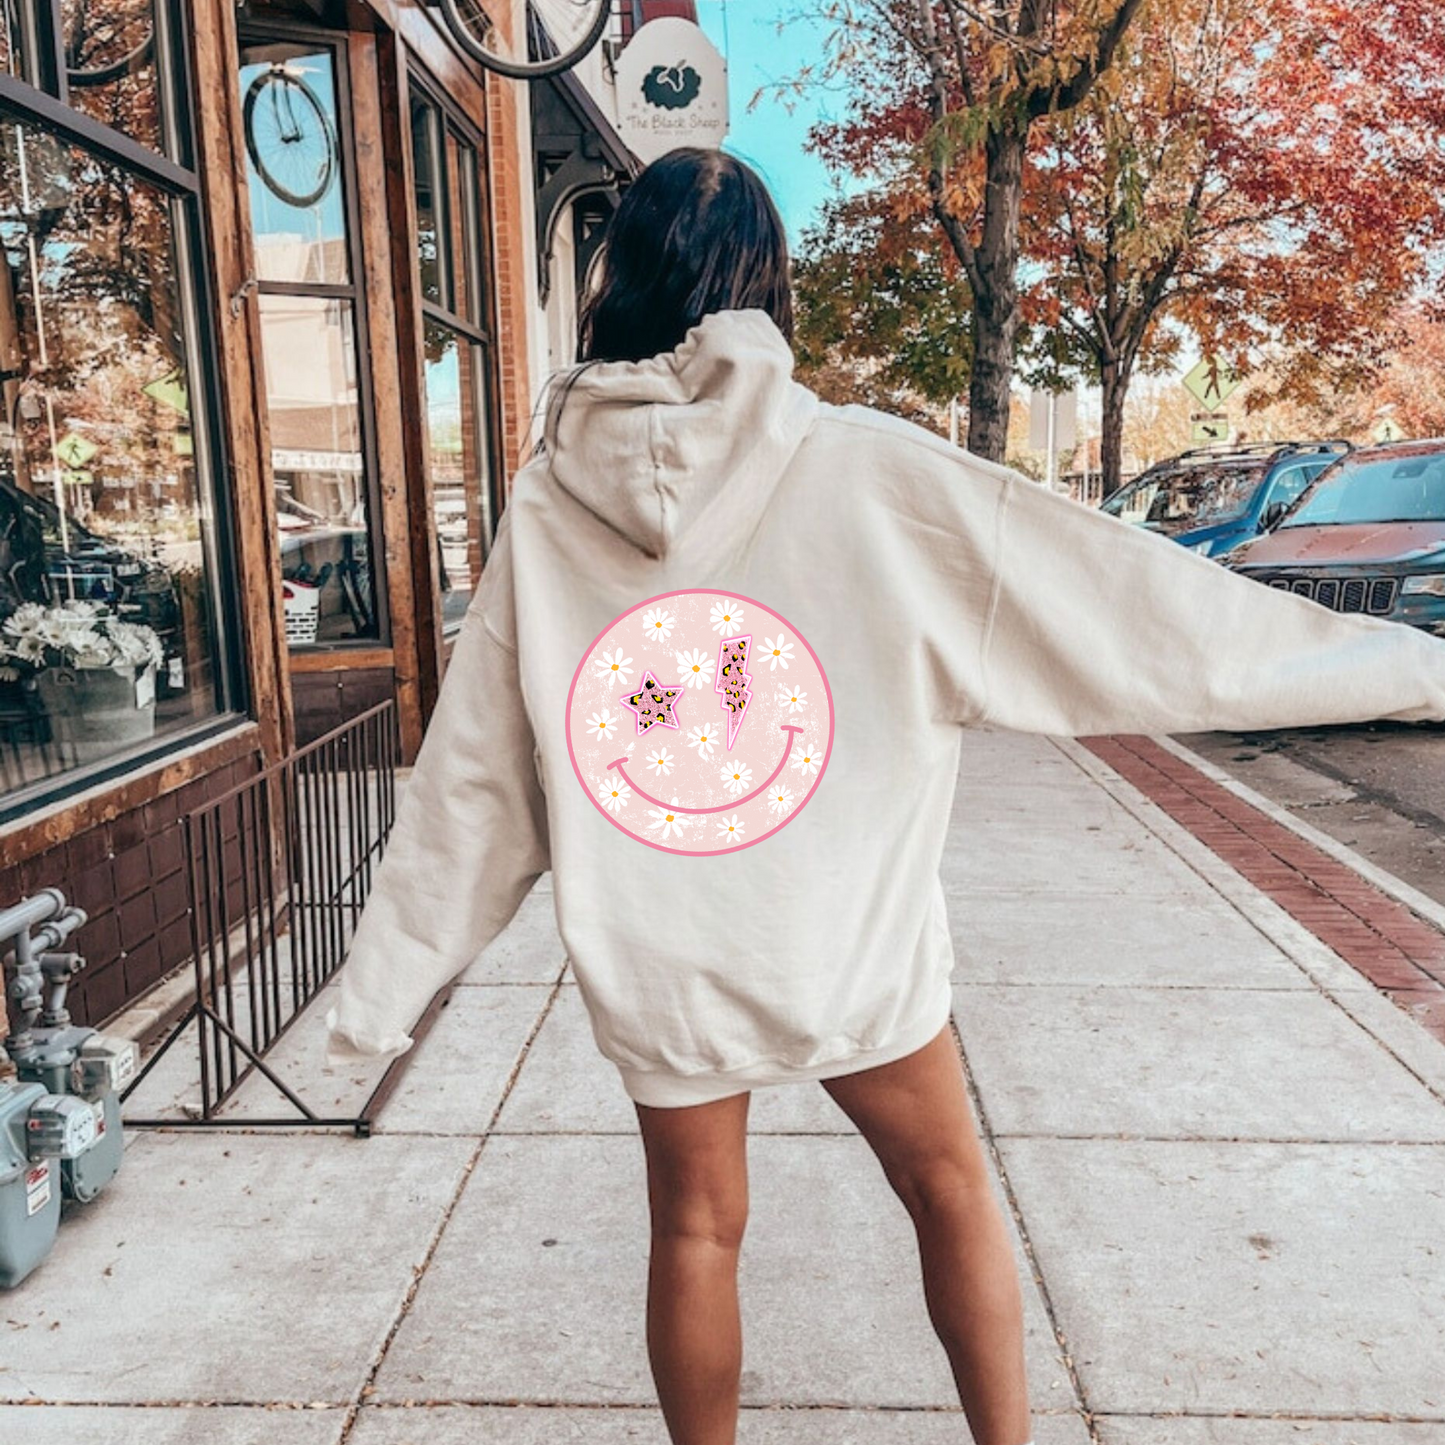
left=326, top=148, right=1445, bottom=1445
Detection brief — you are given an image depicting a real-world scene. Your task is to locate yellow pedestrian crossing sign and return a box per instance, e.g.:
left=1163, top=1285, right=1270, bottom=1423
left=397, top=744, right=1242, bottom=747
left=1182, top=358, right=1241, bottom=411
left=55, top=433, right=98, bottom=469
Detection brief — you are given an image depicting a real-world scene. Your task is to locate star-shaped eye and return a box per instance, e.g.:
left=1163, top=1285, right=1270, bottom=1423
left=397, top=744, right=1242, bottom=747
left=619, top=668, right=684, bottom=734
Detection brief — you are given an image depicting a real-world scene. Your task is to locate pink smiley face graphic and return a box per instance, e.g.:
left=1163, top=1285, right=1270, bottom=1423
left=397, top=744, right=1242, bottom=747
left=565, top=590, right=834, bottom=855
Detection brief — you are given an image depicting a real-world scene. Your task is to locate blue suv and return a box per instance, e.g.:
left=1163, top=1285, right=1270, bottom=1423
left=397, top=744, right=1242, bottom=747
left=1100, top=441, right=1351, bottom=558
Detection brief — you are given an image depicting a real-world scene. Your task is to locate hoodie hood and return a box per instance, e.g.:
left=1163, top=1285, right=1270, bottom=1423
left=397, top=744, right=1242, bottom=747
left=541, top=308, right=820, bottom=560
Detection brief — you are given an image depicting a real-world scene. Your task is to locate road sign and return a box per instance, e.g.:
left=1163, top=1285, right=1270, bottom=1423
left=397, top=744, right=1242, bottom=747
left=55, top=433, right=98, bottom=468
left=142, top=367, right=189, bottom=416
left=1182, top=358, right=1241, bottom=410
left=1028, top=388, right=1078, bottom=453
left=1372, top=416, right=1406, bottom=443
left=1191, top=415, right=1230, bottom=444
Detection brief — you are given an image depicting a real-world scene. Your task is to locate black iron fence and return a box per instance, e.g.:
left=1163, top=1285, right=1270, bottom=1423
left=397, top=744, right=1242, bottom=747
left=122, top=700, right=421, bottom=1134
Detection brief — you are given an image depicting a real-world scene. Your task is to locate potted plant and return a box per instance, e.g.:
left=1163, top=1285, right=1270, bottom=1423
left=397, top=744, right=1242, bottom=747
left=0, top=599, right=165, bottom=760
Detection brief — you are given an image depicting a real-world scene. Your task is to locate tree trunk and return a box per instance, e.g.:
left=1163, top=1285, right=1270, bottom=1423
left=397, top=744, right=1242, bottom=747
left=965, top=127, right=1027, bottom=463
left=1100, top=360, right=1129, bottom=498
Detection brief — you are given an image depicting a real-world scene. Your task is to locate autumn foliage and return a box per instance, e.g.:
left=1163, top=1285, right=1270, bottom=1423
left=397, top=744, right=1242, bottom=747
left=801, top=0, right=1445, bottom=488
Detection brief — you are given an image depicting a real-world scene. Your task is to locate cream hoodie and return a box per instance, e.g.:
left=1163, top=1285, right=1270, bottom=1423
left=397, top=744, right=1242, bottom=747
left=325, top=307, right=1445, bottom=1107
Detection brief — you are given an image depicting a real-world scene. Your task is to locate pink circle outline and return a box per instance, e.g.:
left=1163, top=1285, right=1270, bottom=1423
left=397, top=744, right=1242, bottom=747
left=564, top=588, right=835, bottom=857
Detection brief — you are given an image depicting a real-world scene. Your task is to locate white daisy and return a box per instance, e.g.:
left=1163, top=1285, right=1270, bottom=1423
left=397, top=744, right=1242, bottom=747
left=710, top=598, right=744, bottom=636
left=647, top=747, right=676, bottom=776
left=716, top=813, right=746, bottom=842
left=762, top=632, right=795, bottom=670
left=779, top=685, right=807, bottom=713
left=594, top=647, right=634, bottom=685
left=768, top=784, right=795, bottom=815
left=643, top=607, right=675, bottom=642
left=675, top=646, right=716, bottom=688
left=596, top=774, right=631, bottom=813
left=687, top=724, right=718, bottom=759
left=791, top=740, right=821, bottom=777
left=586, top=707, right=619, bottom=742
left=719, top=759, right=753, bottom=795
left=647, top=803, right=689, bottom=840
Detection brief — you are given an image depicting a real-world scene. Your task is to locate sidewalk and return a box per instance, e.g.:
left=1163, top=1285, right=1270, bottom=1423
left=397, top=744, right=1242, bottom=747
left=3, top=727, right=1444, bottom=1444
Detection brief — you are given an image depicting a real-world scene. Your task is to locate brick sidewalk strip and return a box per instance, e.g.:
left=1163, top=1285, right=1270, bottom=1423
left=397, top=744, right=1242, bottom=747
left=1082, top=734, right=1445, bottom=1046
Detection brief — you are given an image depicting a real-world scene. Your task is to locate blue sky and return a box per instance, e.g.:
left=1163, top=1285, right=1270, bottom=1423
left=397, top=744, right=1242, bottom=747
left=693, top=1, right=857, bottom=245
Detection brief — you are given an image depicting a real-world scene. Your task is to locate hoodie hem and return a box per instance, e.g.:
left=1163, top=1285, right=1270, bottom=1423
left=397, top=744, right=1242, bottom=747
left=614, top=975, right=955, bottom=1109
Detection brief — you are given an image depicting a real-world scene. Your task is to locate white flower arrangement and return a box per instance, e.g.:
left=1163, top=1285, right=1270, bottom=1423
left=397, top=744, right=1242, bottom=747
left=0, top=599, right=165, bottom=679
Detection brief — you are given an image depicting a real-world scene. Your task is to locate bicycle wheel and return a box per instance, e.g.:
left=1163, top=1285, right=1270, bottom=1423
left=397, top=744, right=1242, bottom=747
left=436, top=0, right=611, bottom=81
left=64, top=0, right=154, bottom=86
left=68, top=34, right=153, bottom=86
left=243, top=67, right=338, bottom=210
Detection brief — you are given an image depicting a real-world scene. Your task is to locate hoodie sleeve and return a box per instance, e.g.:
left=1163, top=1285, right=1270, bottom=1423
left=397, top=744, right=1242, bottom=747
left=323, top=515, right=550, bottom=1067
left=966, top=467, right=1445, bottom=736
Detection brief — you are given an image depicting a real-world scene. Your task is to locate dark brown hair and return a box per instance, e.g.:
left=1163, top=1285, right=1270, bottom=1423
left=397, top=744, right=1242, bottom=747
left=576, top=146, right=793, bottom=363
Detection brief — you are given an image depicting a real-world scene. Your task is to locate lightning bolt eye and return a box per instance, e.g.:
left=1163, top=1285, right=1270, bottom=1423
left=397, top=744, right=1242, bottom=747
left=713, top=634, right=754, bottom=750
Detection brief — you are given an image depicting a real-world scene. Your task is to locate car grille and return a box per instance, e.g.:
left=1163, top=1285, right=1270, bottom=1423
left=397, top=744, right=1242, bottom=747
left=1261, top=574, right=1399, bottom=615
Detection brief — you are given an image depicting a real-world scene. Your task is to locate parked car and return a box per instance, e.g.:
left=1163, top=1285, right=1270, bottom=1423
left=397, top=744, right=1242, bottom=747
left=1100, top=441, right=1350, bottom=558
left=1225, top=438, right=1445, bottom=638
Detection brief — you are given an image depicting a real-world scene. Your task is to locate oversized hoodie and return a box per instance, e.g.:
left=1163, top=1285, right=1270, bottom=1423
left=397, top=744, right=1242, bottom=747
left=325, top=307, right=1445, bottom=1107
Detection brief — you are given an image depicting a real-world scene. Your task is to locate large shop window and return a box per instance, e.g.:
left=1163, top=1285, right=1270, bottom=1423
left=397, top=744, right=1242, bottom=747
left=239, top=33, right=379, bottom=649
left=0, top=4, right=241, bottom=816
left=409, top=76, right=499, bottom=632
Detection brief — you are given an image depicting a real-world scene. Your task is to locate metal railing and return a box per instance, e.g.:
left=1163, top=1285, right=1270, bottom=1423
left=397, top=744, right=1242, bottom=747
left=121, top=700, right=428, bottom=1134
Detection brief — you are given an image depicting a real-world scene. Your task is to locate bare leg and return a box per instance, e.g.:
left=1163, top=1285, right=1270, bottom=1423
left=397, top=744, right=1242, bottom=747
left=634, top=1089, right=752, bottom=1445
left=822, top=1023, right=1032, bottom=1445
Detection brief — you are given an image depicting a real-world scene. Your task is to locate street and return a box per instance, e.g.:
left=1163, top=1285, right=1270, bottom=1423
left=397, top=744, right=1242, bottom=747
left=1178, top=722, right=1445, bottom=909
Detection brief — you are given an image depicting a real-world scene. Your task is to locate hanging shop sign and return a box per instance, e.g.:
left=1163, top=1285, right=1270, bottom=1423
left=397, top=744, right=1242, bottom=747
left=614, top=17, right=728, bottom=165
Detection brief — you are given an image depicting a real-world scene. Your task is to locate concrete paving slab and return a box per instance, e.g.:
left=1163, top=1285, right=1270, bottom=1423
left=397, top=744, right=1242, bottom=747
left=955, top=983, right=1445, bottom=1140
left=957, top=726, right=1089, bottom=783
left=940, top=812, right=1212, bottom=899
left=1098, top=1421, right=1445, bottom=1445
left=946, top=889, right=1313, bottom=990
left=0, top=1406, right=345, bottom=1444
left=494, top=984, right=862, bottom=1135
left=999, top=1137, right=1445, bottom=1417
left=350, top=1402, right=1093, bottom=1442
left=372, top=984, right=555, bottom=1134
left=457, top=884, right=569, bottom=985
left=374, top=1133, right=1078, bottom=1414
left=0, top=1131, right=472, bottom=1403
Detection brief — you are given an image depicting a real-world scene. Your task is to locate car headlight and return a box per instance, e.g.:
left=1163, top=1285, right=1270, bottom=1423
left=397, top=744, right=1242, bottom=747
left=1401, top=574, right=1445, bottom=598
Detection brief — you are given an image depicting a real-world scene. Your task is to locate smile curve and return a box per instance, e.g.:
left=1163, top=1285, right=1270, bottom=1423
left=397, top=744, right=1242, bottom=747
left=606, top=725, right=805, bottom=814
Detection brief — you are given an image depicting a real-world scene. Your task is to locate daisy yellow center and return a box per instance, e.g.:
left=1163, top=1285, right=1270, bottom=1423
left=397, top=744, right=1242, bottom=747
left=692, top=665, right=700, bottom=672
left=733, top=773, right=740, bottom=780
left=610, top=664, right=618, bottom=671
left=666, top=814, right=674, bottom=822
left=723, top=614, right=730, bottom=621
left=611, top=791, right=618, bottom=798
left=773, top=648, right=780, bottom=656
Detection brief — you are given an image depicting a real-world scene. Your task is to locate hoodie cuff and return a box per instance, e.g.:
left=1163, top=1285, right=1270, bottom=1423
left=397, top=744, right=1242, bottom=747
left=323, top=1005, right=414, bottom=1070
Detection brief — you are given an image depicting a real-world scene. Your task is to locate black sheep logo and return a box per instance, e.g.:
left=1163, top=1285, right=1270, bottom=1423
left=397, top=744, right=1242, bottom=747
left=642, top=61, right=702, bottom=110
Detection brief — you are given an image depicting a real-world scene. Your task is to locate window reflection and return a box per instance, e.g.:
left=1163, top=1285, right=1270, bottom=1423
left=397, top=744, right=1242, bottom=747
left=259, top=294, right=375, bottom=644
left=423, top=321, right=486, bottom=625
left=61, top=0, right=165, bottom=154
left=411, top=85, right=495, bottom=630
left=240, top=45, right=348, bottom=286
left=0, top=114, right=223, bottom=788
left=1, top=0, right=23, bottom=79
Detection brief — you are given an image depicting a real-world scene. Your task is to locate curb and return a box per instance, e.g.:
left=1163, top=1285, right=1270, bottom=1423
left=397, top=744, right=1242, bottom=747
left=1153, top=733, right=1445, bottom=935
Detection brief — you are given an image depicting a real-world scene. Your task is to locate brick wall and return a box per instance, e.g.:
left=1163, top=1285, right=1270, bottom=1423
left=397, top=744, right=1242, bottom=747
left=0, top=751, right=261, bottom=1029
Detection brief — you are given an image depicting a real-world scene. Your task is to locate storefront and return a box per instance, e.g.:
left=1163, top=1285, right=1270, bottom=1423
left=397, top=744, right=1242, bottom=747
left=0, top=0, right=541, bottom=1026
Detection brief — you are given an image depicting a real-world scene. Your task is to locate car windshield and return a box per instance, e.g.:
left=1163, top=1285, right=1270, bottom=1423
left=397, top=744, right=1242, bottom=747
left=1281, top=450, right=1445, bottom=527
left=1102, top=463, right=1265, bottom=535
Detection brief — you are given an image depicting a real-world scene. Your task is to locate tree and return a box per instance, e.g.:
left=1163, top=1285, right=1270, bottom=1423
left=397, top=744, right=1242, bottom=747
left=1021, top=0, right=1445, bottom=492
left=794, top=0, right=1146, bottom=462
